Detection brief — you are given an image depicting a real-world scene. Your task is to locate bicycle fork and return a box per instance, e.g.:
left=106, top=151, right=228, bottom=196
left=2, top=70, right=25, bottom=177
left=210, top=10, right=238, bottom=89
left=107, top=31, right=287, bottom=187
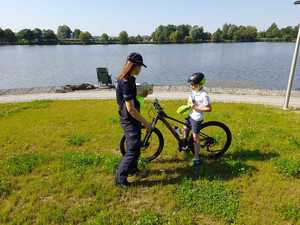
left=142, top=117, right=159, bottom=148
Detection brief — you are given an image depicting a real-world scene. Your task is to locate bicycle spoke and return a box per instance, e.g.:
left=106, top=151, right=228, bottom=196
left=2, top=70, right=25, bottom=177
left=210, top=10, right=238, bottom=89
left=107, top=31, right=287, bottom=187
left=198, top=126, right=227, bottom=157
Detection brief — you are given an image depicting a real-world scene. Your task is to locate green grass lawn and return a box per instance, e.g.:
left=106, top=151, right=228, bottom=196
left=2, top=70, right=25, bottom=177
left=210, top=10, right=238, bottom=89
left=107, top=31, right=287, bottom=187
left=0, top=100, right=299, bottom=225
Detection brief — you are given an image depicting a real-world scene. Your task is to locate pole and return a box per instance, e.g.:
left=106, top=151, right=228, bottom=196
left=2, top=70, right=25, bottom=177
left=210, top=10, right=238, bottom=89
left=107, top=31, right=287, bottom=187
left=283, top=24, right=300, bottom=110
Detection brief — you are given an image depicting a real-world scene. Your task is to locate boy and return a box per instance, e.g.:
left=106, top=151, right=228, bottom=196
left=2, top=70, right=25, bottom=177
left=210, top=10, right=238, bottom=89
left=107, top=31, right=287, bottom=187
left=183, top=72, right=212, bottom=169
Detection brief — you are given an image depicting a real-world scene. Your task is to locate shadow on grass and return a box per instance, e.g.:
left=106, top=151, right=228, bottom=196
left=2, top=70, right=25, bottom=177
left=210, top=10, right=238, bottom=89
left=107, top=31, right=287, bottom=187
left=134, top=158, right=257, bottom=187
left=224, top=149, right=279, bottom=161
left=154, top=157, right=186, bottom=164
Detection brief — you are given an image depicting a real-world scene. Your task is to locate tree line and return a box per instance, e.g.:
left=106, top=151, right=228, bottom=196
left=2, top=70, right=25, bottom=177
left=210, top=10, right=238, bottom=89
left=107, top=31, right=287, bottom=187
left=0, top=23, right=298, bottom=45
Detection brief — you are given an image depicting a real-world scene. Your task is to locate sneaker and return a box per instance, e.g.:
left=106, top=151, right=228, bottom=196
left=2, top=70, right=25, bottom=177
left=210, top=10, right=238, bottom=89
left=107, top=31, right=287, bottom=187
left=192, top=159, right=202, bottom=178
left=129, top=168, right=148, bottom=178
left=192, top=159, right=202, bottom=168
left=128, top=167, right=141, bottom=176
left=115, top=179, right=131, bottom=188
left=178, top=139, right=189, bottom=152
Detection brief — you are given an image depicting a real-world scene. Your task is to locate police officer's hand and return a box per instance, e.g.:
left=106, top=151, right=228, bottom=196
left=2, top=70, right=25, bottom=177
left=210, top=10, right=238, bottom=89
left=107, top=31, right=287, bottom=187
left=144, top=122, right=153, bottom=132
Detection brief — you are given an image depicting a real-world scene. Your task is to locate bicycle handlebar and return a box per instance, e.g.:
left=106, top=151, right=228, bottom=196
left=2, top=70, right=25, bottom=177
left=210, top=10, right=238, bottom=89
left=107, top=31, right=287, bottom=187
left=153, top=98, right=163, bottom=112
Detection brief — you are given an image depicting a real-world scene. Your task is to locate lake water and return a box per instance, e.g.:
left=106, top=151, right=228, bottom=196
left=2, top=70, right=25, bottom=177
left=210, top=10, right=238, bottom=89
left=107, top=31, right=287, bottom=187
left=0, top=43, right=300, bottom=90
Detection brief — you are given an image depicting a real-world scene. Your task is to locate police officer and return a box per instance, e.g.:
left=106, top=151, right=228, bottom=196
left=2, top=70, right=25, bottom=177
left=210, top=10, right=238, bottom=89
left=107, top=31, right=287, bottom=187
left=115, top=52, right=152, bottom=188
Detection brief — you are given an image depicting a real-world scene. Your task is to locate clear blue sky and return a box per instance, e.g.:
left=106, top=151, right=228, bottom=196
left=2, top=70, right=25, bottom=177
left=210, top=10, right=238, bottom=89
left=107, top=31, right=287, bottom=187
left=1, top=0, right=300, bottom=36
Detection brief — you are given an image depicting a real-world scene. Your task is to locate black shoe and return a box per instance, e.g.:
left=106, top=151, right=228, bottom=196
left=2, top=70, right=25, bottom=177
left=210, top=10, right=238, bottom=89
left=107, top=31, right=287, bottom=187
left=178, top=139, right=189, bottom=152
left=192, top=159, right=202, bottom=178
left=193, top=159, right=202, bottom=168
left=128, top=167, right=141, bottom=176
left=115, top=180, right=131, bottom=188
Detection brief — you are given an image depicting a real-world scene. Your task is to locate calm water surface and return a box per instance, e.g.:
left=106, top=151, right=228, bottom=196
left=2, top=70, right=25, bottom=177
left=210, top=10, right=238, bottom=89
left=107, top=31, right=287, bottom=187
left=0, top=43, right=299, bottom=90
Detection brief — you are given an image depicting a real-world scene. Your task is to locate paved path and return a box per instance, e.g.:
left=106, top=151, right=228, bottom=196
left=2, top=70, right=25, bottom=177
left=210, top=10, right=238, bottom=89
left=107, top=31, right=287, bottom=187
left=0, top=90, right=299, bottom=109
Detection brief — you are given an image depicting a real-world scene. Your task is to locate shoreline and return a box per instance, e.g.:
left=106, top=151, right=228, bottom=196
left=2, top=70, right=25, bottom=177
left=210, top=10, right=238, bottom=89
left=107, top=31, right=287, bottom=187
left=1, top=85, right=300, bottom=97
left=0, top=39, right=296, bottom=47
left=0, top=85, right=300, bottom=109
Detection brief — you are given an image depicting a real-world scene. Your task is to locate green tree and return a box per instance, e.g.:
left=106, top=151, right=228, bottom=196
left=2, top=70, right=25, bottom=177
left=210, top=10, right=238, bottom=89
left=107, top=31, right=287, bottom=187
left=233, top=26, right=257, bottom=42
left=169, top=31, right=179, bottom=43
left=281, top=26, right=297, bottom=41
left=189, top=25, right=204, bottom=42
left=4, top=29, right=17, bottom=43
left=79, top=31, right=92, bottom=44
left=227, top=25, right=238, bottom=40
left=142, top=35, right=152, bottom=42
left=152, top=25, right=164, bottom=43
left=0, top=28, right=5, bottom=43
left=42, top=30, right=58, bottom=43
left=119, top=31, right=129, bottom=44
left=222, top=23, right=230, bottom=40
left=265, top=23, right=281, bottom=39
left=135, top=35, right=143, bottom=43
left=258, top=31, right=266, bottom=39
left=176, top=24, right=191, bottom=42
left=152, top=25, right=176, bottom=43
left=17, top=29, right=34, bottom=44
left=212, top=29, right=223, bottom=42
left=73, top=29, right=81, bottom=39
left=99, top=33, right=109, bottom=44
left=33, top=28, right=43, bottom=43
left=184, top=35, right=193, bottom=43
left=57, top=25, right=72, bottom=39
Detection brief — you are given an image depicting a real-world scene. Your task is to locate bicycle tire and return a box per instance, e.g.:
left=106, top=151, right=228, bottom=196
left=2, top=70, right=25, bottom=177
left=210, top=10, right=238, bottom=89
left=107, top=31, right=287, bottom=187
left=120, top=127, right=164, bottom=162
left=189, top=121, right=232, bottom=160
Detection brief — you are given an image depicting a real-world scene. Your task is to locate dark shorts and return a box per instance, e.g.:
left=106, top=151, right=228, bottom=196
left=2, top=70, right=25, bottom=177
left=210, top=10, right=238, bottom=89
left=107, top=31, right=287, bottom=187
left=184, top=117, right=203, bottom=134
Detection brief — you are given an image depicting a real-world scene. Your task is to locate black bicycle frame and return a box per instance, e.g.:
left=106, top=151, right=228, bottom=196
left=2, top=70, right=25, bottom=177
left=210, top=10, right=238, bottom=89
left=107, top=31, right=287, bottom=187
left=143, top=110, right=185, bottom=144
left=142, top=109, right=210, bottom=147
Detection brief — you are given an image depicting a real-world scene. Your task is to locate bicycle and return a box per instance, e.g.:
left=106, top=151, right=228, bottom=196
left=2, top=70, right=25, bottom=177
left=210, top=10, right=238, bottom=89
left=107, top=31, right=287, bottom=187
left=120, top=99, right=232, bottom=162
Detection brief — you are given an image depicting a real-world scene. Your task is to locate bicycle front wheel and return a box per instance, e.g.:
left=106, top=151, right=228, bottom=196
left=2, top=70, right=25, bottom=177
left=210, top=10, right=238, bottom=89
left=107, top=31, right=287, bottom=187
left=119, top=127, right=164, bottom=162
left=190, top=121, right=232, bottom=160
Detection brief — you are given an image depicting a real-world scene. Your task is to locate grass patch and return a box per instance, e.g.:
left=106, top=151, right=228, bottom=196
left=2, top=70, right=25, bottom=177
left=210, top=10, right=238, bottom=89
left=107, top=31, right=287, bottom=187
left=225, top=149, right=279, bottom=161
left=36, top=203, right=65, bottom=225
left=102, top=155, right=122, bottom=174
left=288, top=136, right=300, bottom=150
left=67, top=134, right=88, bottom=146
left=176, top=179, right=239, bottom=223
left=198, top=158, right=256, bottom=180
left=279, top=204, right=300, bottom=222
left=0, top=177, right=10, bottom=197
left=1, top=100, right=300, bottom=224
left=108, top=117, right=119, bottom=125
left=135, top=210, right=163, bottom=225
left=83, top=211, right=134, bottom=225
left=0, top=100, right=52, bottom=118
left=62, top=151, right=102, bottom=170
left=6, top=153, right=44, bottom=176
left=274, top=159, right=300, bottom=177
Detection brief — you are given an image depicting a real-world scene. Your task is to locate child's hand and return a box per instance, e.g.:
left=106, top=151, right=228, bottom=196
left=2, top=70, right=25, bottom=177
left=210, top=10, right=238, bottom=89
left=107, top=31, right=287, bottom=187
left=192, top=102, right=198, bottom=109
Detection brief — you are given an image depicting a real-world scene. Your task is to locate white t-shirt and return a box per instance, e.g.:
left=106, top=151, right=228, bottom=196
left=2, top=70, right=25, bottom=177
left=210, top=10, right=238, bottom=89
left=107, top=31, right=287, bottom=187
left=188, top=88, right=211, bottom=121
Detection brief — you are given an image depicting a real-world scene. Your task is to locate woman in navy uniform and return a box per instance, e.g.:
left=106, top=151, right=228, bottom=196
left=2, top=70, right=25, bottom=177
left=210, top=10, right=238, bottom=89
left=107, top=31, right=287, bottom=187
left=115, top=53, right=152, bottom=188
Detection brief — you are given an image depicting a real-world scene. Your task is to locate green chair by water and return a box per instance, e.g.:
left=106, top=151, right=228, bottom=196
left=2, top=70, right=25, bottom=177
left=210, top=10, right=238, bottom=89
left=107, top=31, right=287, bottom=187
left=96, top=67, right=113, bottom=87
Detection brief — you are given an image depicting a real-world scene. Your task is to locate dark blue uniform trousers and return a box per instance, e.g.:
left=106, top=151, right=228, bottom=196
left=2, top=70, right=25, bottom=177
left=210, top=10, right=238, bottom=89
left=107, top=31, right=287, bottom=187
left=116, top=121, right=141, bottom=184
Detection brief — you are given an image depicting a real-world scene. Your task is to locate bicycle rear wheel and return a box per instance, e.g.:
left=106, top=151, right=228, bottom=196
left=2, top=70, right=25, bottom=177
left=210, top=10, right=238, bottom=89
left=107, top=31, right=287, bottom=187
left=120, top=127, right=164, bottom=162
left=189, top=121, right=232, bottom=160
